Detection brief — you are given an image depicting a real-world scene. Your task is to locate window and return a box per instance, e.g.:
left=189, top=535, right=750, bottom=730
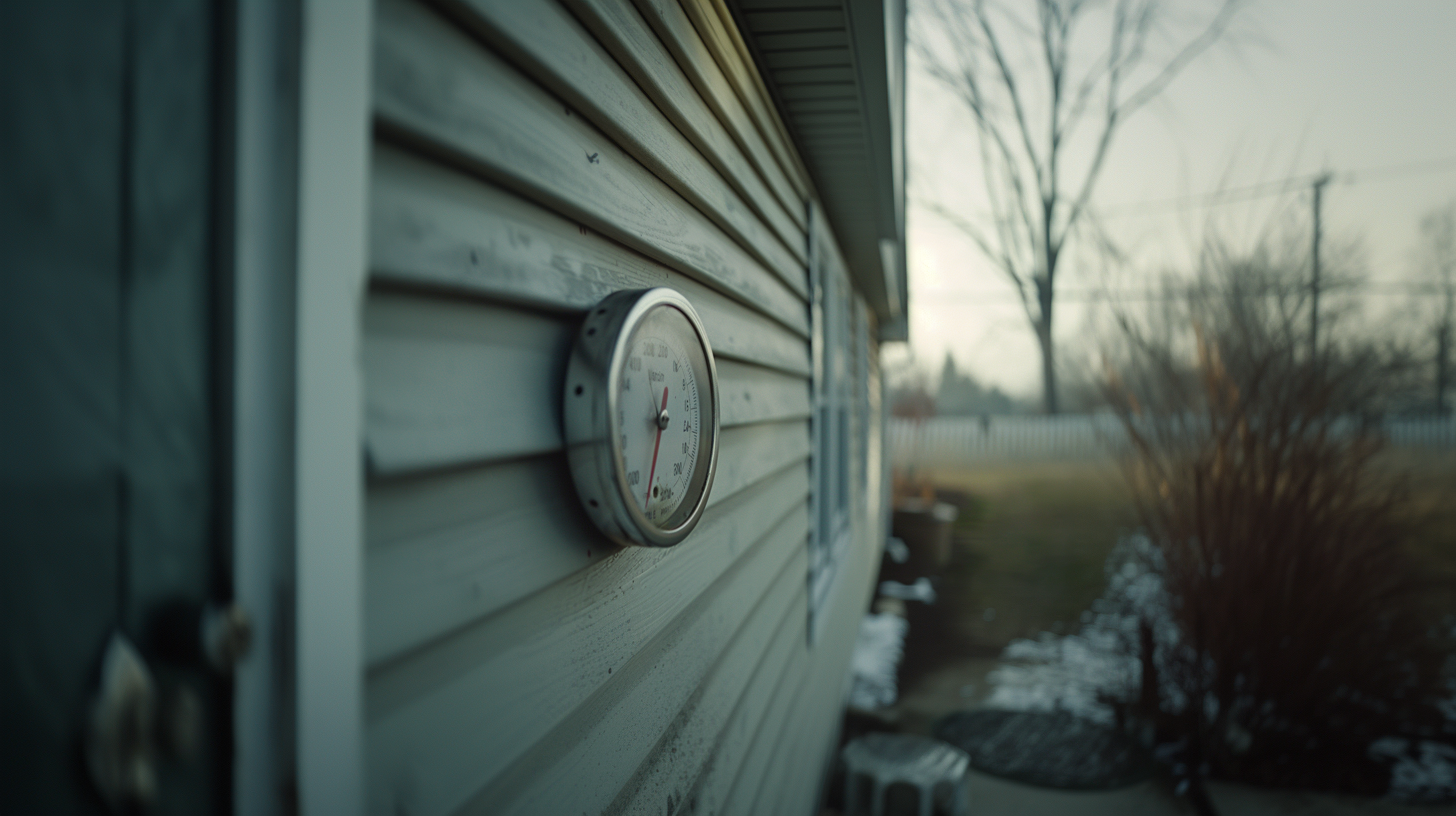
left=808, top=208, right=857, bottom=641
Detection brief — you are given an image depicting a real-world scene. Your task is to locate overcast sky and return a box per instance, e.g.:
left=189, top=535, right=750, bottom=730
left=893, top=0, right=1456, bottom=398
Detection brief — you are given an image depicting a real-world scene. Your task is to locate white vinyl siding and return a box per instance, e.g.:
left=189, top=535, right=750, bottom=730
left=361, top=0, right=883, bottom=813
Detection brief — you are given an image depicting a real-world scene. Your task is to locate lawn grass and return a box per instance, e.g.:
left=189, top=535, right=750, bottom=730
left=903, top=453, right=1456, bottom=674
left=915, top=460, right=1137, bottom=657
left=1390, top=452, right=1456, bottom=619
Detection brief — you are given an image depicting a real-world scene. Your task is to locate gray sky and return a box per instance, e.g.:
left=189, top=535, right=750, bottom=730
left=894, top=0, right=1456, bottom=398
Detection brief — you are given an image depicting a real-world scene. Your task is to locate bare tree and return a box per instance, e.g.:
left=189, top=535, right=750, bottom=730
left=913, top=0, right=1242, bottom=413
left=1415, top=201, right=1456, bottom=414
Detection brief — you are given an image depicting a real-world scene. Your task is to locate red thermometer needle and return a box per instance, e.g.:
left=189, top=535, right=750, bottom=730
left=646, top=386, right=668, bottom=507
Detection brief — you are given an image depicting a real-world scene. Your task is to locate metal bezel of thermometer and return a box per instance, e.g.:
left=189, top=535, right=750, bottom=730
left=564, top=288, right=721, bottom=547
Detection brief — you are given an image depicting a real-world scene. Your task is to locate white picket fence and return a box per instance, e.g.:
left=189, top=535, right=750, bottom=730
left=888, top=415, right=1456, bottom=467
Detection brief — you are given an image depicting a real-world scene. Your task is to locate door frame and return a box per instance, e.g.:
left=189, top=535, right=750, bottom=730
left=229, top=0, right=298, bottom=813
left=229, top=0, right=371, bottom=812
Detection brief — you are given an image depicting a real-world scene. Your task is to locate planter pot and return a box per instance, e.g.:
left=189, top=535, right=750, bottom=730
left=888, top=500, right=958, bottom=579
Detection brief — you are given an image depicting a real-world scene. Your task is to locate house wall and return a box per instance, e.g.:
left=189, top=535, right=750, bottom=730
left=361, top=0, right=882, bottom=812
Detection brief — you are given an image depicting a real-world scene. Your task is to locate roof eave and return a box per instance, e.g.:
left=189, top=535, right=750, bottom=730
left=728, top=0, right=908, bottom=341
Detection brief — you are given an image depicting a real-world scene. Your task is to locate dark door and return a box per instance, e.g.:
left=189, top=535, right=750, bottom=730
left=1, top=1, right=231, bottom=812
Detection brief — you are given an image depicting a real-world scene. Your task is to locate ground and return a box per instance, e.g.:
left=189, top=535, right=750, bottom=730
left=1398, top=453, right=1456, bottom=619
left=866, top=452, right=1456, bottom=811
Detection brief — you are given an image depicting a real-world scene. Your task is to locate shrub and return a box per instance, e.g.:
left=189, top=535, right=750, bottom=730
left=1101, top=250, right=1455, bottom=796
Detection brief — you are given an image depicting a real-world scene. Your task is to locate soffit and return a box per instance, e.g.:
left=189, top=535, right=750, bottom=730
left=726, top=0, right=908, bottom=339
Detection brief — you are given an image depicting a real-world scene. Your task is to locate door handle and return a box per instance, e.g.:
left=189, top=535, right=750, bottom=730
left=86, top=634, right=158, bottom=810
left=84, top=604, right=249, bottom=810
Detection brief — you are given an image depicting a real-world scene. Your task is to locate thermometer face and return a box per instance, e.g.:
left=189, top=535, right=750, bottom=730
left=617, top=306, right=703, bottom=526
left=564, top=289, right=720, bottom=547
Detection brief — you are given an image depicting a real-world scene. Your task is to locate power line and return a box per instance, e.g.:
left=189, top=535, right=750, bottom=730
left=913, top=155, right=1456, bottom=304
left=1341, top=154, right=1456, bottom=184
left=915, top=153, right=1456, bottom=222
left=1098, top=177, right=1308, bottom=216
left=1085, top=154, right=1456, bottom=218
left=914, top=281, right=1449, bottom=304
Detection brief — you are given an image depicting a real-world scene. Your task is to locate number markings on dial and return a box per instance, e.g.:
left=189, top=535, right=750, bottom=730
left=620, top=336, right=700, bottom=523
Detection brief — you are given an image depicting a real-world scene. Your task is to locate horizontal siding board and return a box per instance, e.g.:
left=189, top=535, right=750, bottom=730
left=714, top=358, right=811, bottom=427
left=617, top=0, right=814, bottom=222
left=365, top=455, right=598, bottom=666
left=721, top=645, right=811, bottom=816
left=374, top=0, right=810, bottom=337
left=364, top=421, right=809, bottom=664
left=370, top=146, right=811, bottom=378
left=628, top=0, right=810, bottom=206
left=366, top=459, right=805, bottom=697
left=469, top=520, right=810, bottom=816
left=560, top=0, right=807, bottom=237
left=359, top=3, right=893, bottom=816
left=688, top=622, right=808, bottom=816
left=708, top=418, right=809, bottom=500
left=437, top=0, right=809, bottom=293
left=633, top=0, right=810, bottom=198
left=744, top=623, right=819, bottom=816
left=698, top=0, right=820, bottom=192
left=597, top=560, right=807, bottom=816
left=362, top=292, right=573, bottom=473
left=756, top=510, right=881, bottom=816
left=371, top=144, right=664, bottom=307
left=776, top=715, right=837, bottom=816
left=361, top=290, right=810, bottom=476
left=367, top=492, right=810, bottom=816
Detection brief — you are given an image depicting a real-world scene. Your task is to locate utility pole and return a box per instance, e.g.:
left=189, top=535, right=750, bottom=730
left=1309, top=172, right=1333, bottom=359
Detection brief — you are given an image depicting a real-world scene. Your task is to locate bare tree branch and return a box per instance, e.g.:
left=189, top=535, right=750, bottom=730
left=913, top=0, right=1241, bottom=411
left=1118, top=0, right=1242, bottom=116
left=974, top=1, right=1050, bottom=200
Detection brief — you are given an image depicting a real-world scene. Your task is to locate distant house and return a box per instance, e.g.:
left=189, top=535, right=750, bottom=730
left=1, top=0, right=906, bottom=813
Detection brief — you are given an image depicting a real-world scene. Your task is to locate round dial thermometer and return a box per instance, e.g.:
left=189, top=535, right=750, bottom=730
left=564, top=288, right=720, bottom=547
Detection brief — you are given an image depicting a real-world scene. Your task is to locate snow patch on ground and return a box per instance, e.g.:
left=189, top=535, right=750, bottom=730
left=981, top=533, right=1456, bottom=803
left=848, top=612, right=908, bottom=710
left=985, top=534, right=1175, bottom=724
left=1369, top=738, right=1456, bottom=803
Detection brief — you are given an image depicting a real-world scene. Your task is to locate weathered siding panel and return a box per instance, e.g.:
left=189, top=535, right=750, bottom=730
left=462, top=523, right=808, bottom=815
left=428, top=0, right=808, bottom=288
left=631, top=0, right=811, bottom=199
left=562, top=0, right=806, bottom=231
left=362, top=287, right=809, bottom=475
left=365, top=423, right=809, bottom=665
left=367, top=489, right=808, bottom=815
left=363, top=0, right=881, bottom=813
left=373, top=0, right=808, bottom=335
left=669, top=0, right=815, bottom=196
left=369, top=147, right=812, bottom=376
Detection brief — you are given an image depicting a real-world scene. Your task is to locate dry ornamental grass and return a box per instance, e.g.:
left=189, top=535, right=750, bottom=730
left=1102, top=271, right=1456, bottom=798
